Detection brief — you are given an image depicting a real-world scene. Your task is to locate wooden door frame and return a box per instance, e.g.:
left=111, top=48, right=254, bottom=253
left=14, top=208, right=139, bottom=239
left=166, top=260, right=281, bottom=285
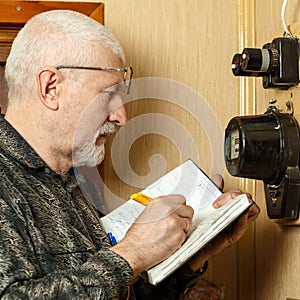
left=0, top=1, right=104, bottom=112
left=0, top=1, right=104, bottom=63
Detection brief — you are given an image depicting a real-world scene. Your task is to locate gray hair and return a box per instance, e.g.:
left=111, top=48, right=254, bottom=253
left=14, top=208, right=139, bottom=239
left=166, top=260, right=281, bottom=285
left=5, top=10, right=125, bottom=104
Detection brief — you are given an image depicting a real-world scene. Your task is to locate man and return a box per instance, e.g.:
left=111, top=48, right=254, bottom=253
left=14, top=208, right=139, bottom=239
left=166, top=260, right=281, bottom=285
left=0, top=9, right=260, bottom=299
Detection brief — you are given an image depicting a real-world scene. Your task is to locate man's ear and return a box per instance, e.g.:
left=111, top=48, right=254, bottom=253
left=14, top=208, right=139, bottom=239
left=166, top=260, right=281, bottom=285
left=36, top=67, right=61, bottom=110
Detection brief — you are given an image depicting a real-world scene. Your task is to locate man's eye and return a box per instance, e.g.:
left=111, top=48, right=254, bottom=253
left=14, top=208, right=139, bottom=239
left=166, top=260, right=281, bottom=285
left=107, top=91, right=117, bottom=99
left=103, top=83, right=126, bottom=100
left=103, top=90, right=117, bottom=99
left=101, top=90, right=120, bottom=103
left=116, top=83, right=126, bottom=92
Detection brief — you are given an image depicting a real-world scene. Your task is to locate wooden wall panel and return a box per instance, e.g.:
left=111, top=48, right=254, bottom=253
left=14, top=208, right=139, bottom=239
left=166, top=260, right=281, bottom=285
left=100, top=1, right=251, bottom=299
left=255, top=1, right=300, bottom=299
left=10, top=0, right=300, bottom=299
left=102, top=1, right=300, bottom=298
left=235, top=1, right=256, bottom=299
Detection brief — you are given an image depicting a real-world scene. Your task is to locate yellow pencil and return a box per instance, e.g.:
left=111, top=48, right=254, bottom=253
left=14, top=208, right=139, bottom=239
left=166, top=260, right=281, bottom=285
left=130, top=192, right=153, bottom=205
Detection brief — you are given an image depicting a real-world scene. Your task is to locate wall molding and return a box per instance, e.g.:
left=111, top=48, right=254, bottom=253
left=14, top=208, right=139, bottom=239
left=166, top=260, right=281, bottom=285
left=236, top=0, right=256, bottom=299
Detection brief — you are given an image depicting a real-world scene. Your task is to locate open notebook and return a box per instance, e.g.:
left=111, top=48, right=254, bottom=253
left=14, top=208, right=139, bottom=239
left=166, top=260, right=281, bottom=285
left=100, top=159, right=253, bottom=285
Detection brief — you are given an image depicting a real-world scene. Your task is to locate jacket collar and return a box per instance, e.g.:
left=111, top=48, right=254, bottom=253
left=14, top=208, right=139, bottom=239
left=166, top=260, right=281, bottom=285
left=0, top=114, right=45, bottom=169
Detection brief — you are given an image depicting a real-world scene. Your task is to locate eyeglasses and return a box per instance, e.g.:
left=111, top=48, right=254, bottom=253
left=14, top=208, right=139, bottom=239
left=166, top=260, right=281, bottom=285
left=56, top=65, right=133, bottom=94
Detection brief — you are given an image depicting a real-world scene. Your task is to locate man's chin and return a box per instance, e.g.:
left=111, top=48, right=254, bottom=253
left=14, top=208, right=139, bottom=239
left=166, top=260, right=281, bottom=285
left=73, top=157, right=105, bottom=168
left=73, top=146, right=105, bottom=168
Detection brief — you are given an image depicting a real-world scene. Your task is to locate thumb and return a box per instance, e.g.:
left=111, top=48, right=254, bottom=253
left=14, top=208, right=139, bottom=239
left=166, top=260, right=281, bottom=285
left=211, top=174, right=224, bottom=191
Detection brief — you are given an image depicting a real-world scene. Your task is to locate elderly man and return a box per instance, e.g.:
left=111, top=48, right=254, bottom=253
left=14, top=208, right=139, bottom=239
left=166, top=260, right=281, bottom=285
left=0, top=9, right=259, bottom=299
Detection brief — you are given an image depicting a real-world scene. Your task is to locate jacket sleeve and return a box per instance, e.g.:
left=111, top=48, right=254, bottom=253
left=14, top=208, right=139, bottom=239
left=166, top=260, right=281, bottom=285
left=0, top=198, right=133, bottom=300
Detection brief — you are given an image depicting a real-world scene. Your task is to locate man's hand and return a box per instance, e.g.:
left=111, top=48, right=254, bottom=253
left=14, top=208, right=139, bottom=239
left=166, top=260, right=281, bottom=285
left=187, top=176, right=260, bottom=272
left=111, top=194, right=194, bottom=278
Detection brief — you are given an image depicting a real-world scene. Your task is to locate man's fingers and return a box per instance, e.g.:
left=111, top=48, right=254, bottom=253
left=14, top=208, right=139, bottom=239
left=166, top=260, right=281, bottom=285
left=247, top=203, right=260, bottom=220
left=177, top=203, right=194, bottom=218
left=137, top=194, right=193, bottom=224
left=212, top=190, right=242, bottom=208
left=211, top=174, right=224, bottom=191
left=181, top=217, right=192, bottom=233
left=151, top=194, right=186, bottom=208
left=175, top=203, right=193, bottom=233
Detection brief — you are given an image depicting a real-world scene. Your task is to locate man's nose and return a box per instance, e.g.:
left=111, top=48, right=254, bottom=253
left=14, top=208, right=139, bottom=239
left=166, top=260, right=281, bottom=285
left=108, top=104, right=127, bottom=125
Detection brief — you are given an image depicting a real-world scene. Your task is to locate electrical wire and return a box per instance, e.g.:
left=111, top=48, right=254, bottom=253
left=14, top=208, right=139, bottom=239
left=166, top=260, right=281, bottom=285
left=281, top=0, right=293, bottom=36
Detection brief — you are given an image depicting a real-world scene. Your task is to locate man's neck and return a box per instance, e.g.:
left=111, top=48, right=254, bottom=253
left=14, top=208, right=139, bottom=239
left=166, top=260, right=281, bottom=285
left=5, top=105, right=72, bottom=177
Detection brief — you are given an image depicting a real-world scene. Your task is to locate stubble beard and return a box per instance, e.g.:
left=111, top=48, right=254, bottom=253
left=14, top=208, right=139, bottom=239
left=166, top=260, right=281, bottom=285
left=73, top=122, right=116, bottom=167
